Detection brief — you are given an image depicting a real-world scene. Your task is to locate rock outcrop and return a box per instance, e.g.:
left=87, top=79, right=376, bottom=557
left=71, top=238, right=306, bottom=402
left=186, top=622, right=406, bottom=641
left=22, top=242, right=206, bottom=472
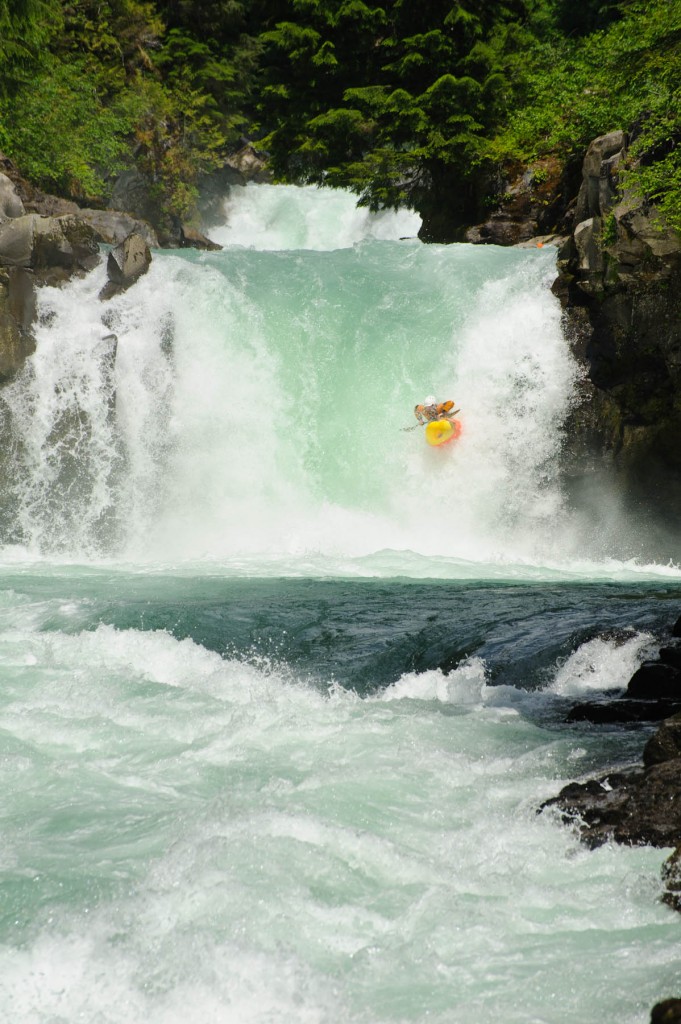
left=0, top=266, right=36, bottom=382
left=464, top=155, right=573, bottom=246
left=541, top=758, right=681, bottom=849
left=543, top=615, right=681, bottom=897
left=0, top=173, right=102, bottom=380
left=99, top=232, right=152, bottom=301
left=552, top=132, right=681, bottom=523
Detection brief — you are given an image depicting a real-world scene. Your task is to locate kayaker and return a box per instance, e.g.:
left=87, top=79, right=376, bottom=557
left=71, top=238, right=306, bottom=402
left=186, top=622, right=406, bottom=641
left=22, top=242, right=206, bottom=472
left=414, top=396, right=458, bottom=425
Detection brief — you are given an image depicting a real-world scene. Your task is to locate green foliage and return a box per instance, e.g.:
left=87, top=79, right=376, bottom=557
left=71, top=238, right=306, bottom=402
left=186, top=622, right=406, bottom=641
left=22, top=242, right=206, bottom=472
left=491, top=0, right=681, bottom=229
left=0, top=0, right=679, bottom=237
left=256, top=0, right=539, bottom=215
left=0, top=55, right=133, bottom=197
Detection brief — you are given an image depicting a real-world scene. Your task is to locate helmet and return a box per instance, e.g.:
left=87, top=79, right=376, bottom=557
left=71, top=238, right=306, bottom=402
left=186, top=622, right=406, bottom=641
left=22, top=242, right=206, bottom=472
left=424, top=395, right=437, bottom=407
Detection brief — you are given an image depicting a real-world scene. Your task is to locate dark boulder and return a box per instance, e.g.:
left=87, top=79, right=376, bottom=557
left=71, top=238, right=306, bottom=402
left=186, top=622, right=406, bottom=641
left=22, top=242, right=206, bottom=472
left=672, top=616, right=681, bottom=639
left=541, top=758, right=681, bottom=848
left=644, top=714, right=681, bottom=767
left=661, top=848, right=681, bottom=914
left=651, top=998, right=681, bottom=1023
left=567, top=698, right=681, bottom=724
left=627, top=662, right=681, bottom=700
left=660, top=646, right=681, bottom=671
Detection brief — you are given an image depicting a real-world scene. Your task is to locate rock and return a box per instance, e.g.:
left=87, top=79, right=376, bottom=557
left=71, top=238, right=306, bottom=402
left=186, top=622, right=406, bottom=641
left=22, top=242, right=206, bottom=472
left=179, top=224, right=222, bottom=251
left=541, top=758, right=681, bottom=848
left=652, top=998, right=681, bottom=1023
left=224, top=143, right=272, bottom=184
left=574, top=216, right=603, bottom=275
left=76, top=208, right=158, bottom=248
left=672, top=616, right=681, bottom=639
left=99, top=232, right=151, bottom=301
left=644, top=714, right=681, bottom=767
left=556, top=127, right=681, bottom=529
left=0, top=214, right=37, bottom=266
left=660, top=647, right=681, bottom=671
left=463, top=156, right=567, bottom=246
left=197, top=143, right=272, bottom=229
left=575, top=131, right=627, bottom=223
left=627, top=662, right=681, bottom=700
left=661, top=848, right=681, bottom=914
left=567, top=698, right=681, bottom=724
left=0, top=172, right=25, bottom=221
left=0, top=214, right=99, bottom=283
left=0, top=266, right=36, bottom=381
left=109, top=167, right=157, bottom=224
left=32, top=215, right=100, bottom=281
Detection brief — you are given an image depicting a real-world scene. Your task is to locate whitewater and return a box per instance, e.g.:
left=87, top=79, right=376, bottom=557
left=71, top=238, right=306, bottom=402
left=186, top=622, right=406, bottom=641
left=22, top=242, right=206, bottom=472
left=0, top=183, right=679, bottom=1023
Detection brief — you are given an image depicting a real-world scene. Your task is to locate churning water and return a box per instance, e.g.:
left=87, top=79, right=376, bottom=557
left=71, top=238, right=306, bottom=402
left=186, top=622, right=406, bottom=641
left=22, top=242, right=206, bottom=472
left=0, top=184, right=679, bottom=1023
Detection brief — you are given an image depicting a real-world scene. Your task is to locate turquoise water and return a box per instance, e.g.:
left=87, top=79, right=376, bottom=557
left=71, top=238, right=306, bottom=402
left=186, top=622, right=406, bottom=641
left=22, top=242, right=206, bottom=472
left=0, top=185, right=680, bottom=1023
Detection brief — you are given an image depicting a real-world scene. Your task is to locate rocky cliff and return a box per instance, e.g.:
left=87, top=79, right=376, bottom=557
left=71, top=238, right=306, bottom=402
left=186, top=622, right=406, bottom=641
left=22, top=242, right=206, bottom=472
left=550, top=132, right=681, bottom=531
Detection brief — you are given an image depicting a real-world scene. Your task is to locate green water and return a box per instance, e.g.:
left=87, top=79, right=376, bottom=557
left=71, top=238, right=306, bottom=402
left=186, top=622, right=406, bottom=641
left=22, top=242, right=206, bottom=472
left=0, top=185, right=679, bottom=1023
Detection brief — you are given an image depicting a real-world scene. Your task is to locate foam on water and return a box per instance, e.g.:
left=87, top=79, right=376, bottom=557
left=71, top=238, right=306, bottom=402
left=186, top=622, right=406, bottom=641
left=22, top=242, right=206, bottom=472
left=0, top=185, right=680, bottom=1022
left=0, top=183, right=678, bottom=575
left=209, top=182, right=422, bottom=250
left=0, top=598, right=676, bottom=1023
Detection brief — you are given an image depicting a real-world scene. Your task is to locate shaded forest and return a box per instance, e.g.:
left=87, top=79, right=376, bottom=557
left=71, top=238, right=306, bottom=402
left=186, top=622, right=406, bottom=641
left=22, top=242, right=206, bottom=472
left=1, top=0, right=679, bottom=236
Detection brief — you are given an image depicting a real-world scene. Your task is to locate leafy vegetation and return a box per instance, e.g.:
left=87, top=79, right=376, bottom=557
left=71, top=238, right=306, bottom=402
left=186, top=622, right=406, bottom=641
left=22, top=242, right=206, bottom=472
left=0, top=0, right=679, bottom=235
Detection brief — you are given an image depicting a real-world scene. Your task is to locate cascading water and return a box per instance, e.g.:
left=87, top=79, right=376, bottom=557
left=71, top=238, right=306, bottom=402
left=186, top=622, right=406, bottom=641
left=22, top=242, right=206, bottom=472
left=0, top=183, right=608, bottom=570
left=1, top=184, right=680, bottom=1024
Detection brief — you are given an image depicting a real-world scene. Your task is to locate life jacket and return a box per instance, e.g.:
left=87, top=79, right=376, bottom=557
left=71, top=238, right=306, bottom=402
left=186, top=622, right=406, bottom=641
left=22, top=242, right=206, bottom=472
left=415, top=399, right=455, bottom=421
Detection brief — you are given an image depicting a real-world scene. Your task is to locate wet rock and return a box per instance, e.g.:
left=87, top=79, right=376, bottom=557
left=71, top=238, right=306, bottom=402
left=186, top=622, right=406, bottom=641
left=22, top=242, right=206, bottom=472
left=197, top=143, right=272, bottom=229
left=672, top=616, right=681, bottom=639
left=179, top=224, right=222, bottom=251
left=660, top=647, right=681, bottom=671
left=99, top=232, right=151, bottom=301
left=0, top=266, right=36, bottom=381
left=627, top=662, right=681, bottom=700
left=651, top=997, right=681, bottom=1023
left=32, top=215, right=100, bottom=282
left=643, top=714, right=681, bottom=767
left=555, top=130, right=681, bottom=525
left=541, top=758, right=681, bottom=848
left=566, top=698, right=681, bottom=725
left=661, top=848, right=681, bottom=914
left=224, top=142, right=272, bottom=184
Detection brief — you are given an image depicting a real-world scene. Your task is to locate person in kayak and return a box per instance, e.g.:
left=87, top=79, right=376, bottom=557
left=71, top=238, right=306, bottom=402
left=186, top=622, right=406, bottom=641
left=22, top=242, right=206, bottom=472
left=414, top=396, right=458, bottom=425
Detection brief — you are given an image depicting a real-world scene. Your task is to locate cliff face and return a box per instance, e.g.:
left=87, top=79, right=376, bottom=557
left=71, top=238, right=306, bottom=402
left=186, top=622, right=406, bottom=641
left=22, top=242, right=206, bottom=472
left=549, top=132, right=681, bottom=527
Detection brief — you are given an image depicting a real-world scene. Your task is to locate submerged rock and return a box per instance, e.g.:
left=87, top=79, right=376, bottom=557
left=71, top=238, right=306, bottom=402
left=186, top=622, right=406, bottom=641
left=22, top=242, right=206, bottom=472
left=651, top=998, right=681, bottom=1023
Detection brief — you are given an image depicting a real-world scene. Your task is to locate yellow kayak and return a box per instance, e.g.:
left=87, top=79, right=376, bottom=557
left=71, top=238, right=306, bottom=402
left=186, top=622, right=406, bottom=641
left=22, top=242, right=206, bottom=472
left=425, top=418, right=462, bottom=447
